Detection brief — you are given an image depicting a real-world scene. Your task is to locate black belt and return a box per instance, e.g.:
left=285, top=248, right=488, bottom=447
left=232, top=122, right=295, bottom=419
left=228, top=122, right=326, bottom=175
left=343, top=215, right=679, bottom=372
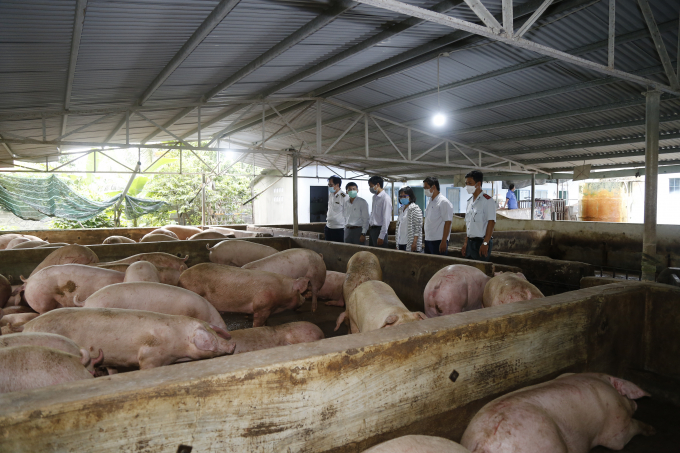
left=347, top=226, right=361, bottom=230
left=369, top=225, right=382, bottom=229
left=469, top=237, right=492, bottom=243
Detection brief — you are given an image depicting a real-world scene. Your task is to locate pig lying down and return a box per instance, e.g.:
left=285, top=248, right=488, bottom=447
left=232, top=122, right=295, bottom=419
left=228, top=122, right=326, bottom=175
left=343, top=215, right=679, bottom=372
left=0, top=346, right=94, bottom=393
left=0, top=332, right=102, bottom=373
left=336, top=280, right=426, bottom=334
left=229, top=322, right=324, bottom=354
left=364, top=435, right=470, bottom=452
left=482, top=272, right=544, bottom=307
left=23, top=308, right=235, bottom=370
left=30, top=244, right=99, bottom=277
left=97, top=252, right=188, bottom=272
left=461, top=373, right=655, bottom=453
left=424, top=265, right=490, bottom=317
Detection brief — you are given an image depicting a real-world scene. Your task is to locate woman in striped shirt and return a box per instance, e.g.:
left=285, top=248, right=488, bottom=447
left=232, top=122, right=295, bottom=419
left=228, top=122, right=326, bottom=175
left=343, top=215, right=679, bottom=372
left=395, top=186, right=423, bottom=253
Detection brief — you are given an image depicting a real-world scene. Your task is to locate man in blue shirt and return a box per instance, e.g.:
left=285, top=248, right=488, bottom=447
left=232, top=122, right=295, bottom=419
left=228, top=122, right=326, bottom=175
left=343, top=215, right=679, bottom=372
left=504, top=183, right=518, bottom=210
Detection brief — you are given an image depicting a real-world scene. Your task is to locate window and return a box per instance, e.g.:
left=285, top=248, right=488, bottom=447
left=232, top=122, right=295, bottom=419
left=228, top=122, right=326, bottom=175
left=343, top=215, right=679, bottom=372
left=558, top=190, right=568, bottom=200
left=536, top=190, right=548, bottom=199
left=670, top=178, right=680, bottom=194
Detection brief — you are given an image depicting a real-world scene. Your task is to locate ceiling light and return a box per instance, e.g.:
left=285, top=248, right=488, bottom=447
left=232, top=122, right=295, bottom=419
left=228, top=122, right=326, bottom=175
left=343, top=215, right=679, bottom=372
left=432, top=113, right=446, bottom=127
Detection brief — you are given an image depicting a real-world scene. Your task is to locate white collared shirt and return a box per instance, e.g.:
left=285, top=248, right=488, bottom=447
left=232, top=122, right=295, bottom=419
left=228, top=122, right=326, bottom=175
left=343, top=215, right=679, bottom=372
left=326, top=189, right=347, bottom=229
left=369, top=190, right=392, bottom=239
left=424, top=192, right=454, bottom=241
left=345, top=196, right=369, bottom=234
left=465, top=192, right=497, bottom=238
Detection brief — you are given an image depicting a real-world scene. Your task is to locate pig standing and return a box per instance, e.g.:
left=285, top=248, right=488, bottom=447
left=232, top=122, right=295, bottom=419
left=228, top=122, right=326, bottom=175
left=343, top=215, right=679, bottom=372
left=77, top=282, right=228, bottom=330
left=98, top=263, right=181, bottom=286
left=423, top=265, right=490, bottom=317
left=102, top=235, right=136, bottom=244
left=0, top=274, right=10, bottom=308
left=363, top=435, right=470, bottom=453
left=230, top=322, right=324, bottom=354
left=23, top=307, right=235, bottom=369
left=319, top=271, right=346, bottom=307
left=97, top=252, right=188, bottom=272
left=163, top=225, right=202, bottom=240
left=23, top=264, right=125, bottom=313
left=0, top=332, right=103, bottom=373
left=179, top=263, right=309, bottom=327
left=336, top=280, right=426, bottom=333
left=0, top=346, right=94, bottom=393
left=343, top=251, right=382, bottom=304
left=461, top=373, right=655, bottom=453
left=30, top=244, right=99, bottom=277
left=123, top=261, right=160, bottom=283
left=188, top=230, right=227, bottom=240
left=243, top=249, right=326, bottom=312
left=207, top=240, right=277, bottom=267
left=140, top=234, right=178, bottom=243
left=482, top=272, right=544, bottom=307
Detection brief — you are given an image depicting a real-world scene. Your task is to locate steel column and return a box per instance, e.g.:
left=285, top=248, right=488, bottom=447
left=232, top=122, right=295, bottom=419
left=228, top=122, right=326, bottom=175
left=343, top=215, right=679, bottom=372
left=642, top=90, right=661, bottom=281
left=202, top=173, right=207, bottom=227
left=530, top=173, right=535, bottom=220
left=608, top=0, right=615, bottom=68
left=316, top=100, right=322, bottom=154
left=391, top=181, right=395, bottom=221
left=292, top=153, right=299, bottom=237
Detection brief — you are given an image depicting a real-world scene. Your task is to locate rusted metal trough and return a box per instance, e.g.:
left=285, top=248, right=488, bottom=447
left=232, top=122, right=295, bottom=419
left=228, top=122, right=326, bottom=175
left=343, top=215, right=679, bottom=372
left=0, top=238, right=677, bottom=452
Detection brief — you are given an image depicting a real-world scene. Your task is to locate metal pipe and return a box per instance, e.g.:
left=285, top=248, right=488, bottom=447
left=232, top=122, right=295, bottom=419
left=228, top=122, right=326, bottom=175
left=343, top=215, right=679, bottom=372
left=293, top=153, right=299, bottom=237
left=113, top=161, right=141, bottom=226
left=530, top=173, right=535, bottom=220
left=642, top=90, right=661, bottom=281
left=201, top=173, right=206, bottom=228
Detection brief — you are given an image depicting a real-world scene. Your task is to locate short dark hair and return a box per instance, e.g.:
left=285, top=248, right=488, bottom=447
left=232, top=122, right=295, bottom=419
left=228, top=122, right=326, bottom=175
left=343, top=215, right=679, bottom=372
left=398, top=186, right=416, bottom=203
left=465, top=170, right=483, bottom=184
left=508, top=183, right=515, bottom=190
left=346, top=182, right=358, bottom=191
left=328, top=175, right=341, bottom=187
left=368, top=175, right=384, bottom=188
left=423, top=176, right=440, bottom=191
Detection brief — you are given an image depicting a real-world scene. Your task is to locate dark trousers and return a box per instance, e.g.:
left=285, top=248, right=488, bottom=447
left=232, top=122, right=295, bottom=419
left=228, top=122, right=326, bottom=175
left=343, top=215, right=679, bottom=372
left=344, top=227, right=365, bottom=245
left=424, top=239, right=449, bottom=255
left=368, top=226, right=388, bottom=248
left=397, top=244, right=407, bottom=251
left=465, top=238, right=493, bottom=262
left=324, top=226, right=345, bottom=243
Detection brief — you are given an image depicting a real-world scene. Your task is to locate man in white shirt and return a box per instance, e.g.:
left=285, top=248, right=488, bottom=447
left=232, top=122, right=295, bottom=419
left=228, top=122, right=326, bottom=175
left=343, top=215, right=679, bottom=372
left=367, top=175, right=392, bottom=248
left=343, top=182, right=369, bottom=245
left=423, top=176, right=454, bottom=255
left=462, top=170, right=496, bottom=262
left=325, top=175, right=346, bottom=243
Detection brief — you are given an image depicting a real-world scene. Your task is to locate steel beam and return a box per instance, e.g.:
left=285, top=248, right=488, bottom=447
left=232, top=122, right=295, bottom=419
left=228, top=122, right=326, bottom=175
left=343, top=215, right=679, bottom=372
left=530, top=173, right=536, bottom=220
left=64, top=0, right=87, bottom=112
left=502, top=0, right=513, bottom=35
left=514, top=0, right=553, bottom=37
left=608, top=0, right=615, bottom=68
left=463, top=0, right=502, bottom=33
left=293, top=153, right=299, bottom=236
left=637, top=0, right=679, bottom=89
left=642, top=90, right=661, bottom=281
left=516, top=144, right=680, bottom=166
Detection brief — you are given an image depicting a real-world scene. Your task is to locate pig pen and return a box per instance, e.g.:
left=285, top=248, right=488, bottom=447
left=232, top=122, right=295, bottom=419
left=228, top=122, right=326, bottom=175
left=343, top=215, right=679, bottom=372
left=0, top=238, right=678, bottom=452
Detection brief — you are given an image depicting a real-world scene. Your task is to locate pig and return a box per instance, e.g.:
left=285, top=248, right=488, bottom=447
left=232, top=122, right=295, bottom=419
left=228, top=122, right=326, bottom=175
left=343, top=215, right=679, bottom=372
left=343, top=251, right=382, bottom=304
left=23, top=264, right=125, bottom=313
left=30, top=244, right=99, bottom=277
left=97, top=252, right=188, bottom=272
left=6, top=237, right=31, bottom=249
left=100, top=263, right=181, bottom=286
left=363, top=435, right=470, bottom=453
left=243, top=249, right=326, bottom=312
left=123, top=261, right=160, bottom=283
left=1, top=306, right=36, bottom=315
left=179, top=263, right=309, bottom=327
left=461, top=373, right=655, bottom=453
left=229, top=322, right=324, bottom=354
left=482, top=272, right=544, bottom=307
left=140, top=234, right=178, bottom=243
left=0, top=332, right=103, bottom=373
left=102, top=235, right=136, bottom=244
left=10, top=240, right=50, bottom=249
left=0, top=234, right=22, bottom=250
left=0, top=274, right=10, bottom=308
left=188, top=231, right=227, bottom=240
left=207, top=240, right=278, bottom=267
left=76, top=282, right=228, bottom=331
left=163, top=225, right=202, bottom=240
left=1, top=312, right=40, bottom=333
left=319, top=271, right=346, bottom=307
left=336, top=280, right=426, bottom=334
left=147, top=228, right=179, bottom=239
left=23, top=307, right=236, bottom=369
left=0, top=346, right=94, bottom=393
left=423, top=265, right=490, bottom=317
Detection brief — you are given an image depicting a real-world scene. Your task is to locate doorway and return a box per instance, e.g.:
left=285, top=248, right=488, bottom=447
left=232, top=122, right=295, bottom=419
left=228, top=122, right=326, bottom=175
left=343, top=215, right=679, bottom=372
left=310, top=186, right=328, bottom=222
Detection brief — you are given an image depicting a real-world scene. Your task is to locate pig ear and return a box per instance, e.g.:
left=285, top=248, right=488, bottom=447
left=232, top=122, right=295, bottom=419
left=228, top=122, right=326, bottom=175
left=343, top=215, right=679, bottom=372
left=80, top=349, right=91, bottom=366
left=182, top=255, right=189, bottom=262
left=416, top=311, right=427, bottom=320
left=209, top=324, right=231, bottom=340
left=609, top=376, right=650, bottom=399
left=294, top=277, right=311, bottom=294
left=382, top=315, right=398, bottom=327
left=318, top=253, right=323, bottom=259
left=193, top=328, right=218, bottom=352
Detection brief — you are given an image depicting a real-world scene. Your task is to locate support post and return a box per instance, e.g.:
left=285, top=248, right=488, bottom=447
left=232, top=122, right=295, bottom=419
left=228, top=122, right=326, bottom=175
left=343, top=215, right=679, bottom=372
left=292, top=152, right=299, bottom=237
left=407, top=128, right=411, bottom=160
left=365, top=114, right=369, bottom=158
left=446, top=141, right=449, bottom=164
left=608, top=0, right=615, bottom=68
left=316, top=100, right=322, bottom=155
left=198, top=106, right=201, bottom=145
left=530, top=173, right=535, bottom=220
left=642, top=89, right=661, bottom=281
left=391, top=181, right=395, bottom=221
left=113, top=161, right=141, bottom=226
left=201, top=173, right=206, bottom=228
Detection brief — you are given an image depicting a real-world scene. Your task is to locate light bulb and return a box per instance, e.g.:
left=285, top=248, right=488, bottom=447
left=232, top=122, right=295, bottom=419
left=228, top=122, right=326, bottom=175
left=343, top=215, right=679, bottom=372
left=432, top=113, right=446, bottom=127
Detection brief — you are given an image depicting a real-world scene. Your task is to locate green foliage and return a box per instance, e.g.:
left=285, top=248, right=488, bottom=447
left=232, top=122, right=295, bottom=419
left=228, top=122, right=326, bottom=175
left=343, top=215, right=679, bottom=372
left=49, top=212, right=116, bottom=229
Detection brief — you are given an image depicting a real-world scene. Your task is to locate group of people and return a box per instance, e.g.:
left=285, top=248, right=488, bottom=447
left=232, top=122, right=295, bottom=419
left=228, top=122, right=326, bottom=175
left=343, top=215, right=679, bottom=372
left=324, top=171, right=497, bottom=262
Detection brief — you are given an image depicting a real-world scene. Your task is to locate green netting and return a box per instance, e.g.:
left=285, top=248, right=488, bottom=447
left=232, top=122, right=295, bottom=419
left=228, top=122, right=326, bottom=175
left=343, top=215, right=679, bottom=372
left=0, top=174, right=168, bottom=221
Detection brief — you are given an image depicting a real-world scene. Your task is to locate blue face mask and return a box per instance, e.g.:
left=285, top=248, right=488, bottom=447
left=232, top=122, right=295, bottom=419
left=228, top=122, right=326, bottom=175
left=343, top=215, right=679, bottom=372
left=399, top=197, right=410, bottom=205
left=328, top=186, right=335, bottom=194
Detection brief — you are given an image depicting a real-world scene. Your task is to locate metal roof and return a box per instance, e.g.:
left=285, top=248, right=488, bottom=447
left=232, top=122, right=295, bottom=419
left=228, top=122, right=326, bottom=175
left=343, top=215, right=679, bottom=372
left=0, top=0, right=679, bottom=180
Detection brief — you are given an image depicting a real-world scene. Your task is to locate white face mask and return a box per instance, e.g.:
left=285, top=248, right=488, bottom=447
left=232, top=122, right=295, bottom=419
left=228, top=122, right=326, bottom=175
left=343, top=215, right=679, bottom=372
left=426, top=188, right=434, bottom=197
left=465, top=185, right=476, bottom=194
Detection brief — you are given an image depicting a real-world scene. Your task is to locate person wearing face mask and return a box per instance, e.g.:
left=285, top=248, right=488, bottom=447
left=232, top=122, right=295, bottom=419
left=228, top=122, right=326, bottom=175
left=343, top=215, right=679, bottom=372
left=462, top=170, right=496, bottom=261
left=395, top=186, right=423, bottom=253
left=325, top=175, right=346, bottom=243
left=367, top=175, right=392, bottom=248
left=422, top=176, right=454, bottom=255
left=343, top=182, right=369, bottom=245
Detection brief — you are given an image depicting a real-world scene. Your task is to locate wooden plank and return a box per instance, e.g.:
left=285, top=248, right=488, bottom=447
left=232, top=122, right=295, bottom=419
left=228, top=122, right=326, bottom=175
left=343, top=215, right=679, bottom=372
left=0, top=284, right=660, bottom=452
